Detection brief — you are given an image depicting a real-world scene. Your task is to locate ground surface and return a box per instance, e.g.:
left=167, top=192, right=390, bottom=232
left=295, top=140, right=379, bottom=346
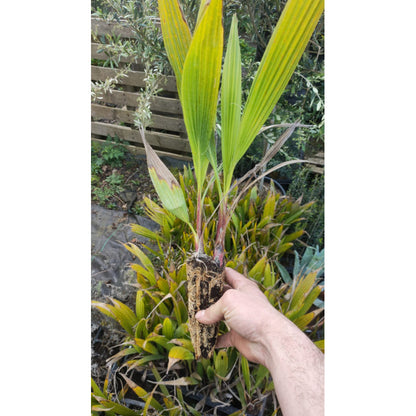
left=91, top=150, right=159, bottom=213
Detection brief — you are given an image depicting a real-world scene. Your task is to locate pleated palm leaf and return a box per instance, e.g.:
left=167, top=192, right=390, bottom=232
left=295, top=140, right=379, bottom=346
left=141, top=0, right=324, bottom=359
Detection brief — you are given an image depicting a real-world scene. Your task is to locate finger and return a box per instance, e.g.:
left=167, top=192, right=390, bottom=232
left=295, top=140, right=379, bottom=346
left=225, top=267, right=258, bottom=292
left=224, top=267, right=249, bottom=290
left=223, top=283, right=232, bottom=292
left=216, top=332, right=233, bottom=348
left=195, top=298, right=225, bottom=325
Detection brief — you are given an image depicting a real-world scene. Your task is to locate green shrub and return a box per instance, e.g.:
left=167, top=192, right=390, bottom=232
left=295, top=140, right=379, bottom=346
left=287, top=166, right=324, bottom=248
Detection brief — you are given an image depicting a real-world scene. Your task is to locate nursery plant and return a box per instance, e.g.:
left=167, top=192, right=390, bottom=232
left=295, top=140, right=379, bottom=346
left=138, top=0, right=324, bottom=359
left=92, top=173, right=324, bottom=413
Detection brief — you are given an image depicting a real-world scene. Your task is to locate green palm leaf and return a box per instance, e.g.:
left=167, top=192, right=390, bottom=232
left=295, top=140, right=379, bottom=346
left=221, top=14, right=242, bottom=193
left=157, top=0, right=192, bottom=96
left=181, top=0, right=223, bottom=192
left=225, top=0, right=324, bottom=189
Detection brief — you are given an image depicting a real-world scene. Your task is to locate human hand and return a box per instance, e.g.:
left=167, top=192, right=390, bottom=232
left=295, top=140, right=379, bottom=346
left=196, top=267, right=324, bottom=416
left=195, top=267, right=281, bottom=366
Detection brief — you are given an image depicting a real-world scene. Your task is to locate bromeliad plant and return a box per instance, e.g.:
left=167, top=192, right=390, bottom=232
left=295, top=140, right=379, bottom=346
left=138, top=0, right=324, bottom=359
left=92, top=182, right=324, bottom=413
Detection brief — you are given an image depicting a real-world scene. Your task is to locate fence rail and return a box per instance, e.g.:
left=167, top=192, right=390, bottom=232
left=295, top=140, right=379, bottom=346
left=306, top=151, right=324, bottom=174
left=91, top=17, right=191, bottom=161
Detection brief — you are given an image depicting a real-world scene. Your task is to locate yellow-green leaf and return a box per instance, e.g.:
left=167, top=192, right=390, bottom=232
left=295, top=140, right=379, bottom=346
left=168, top=345, right=194, bottom=372
left=284, top=229, right=305, bottom=244
left=169, top=345, right=194, bottom=360
left=314, top=339, right=325, bottom=353
left=91, top=378, right=104, bottom=398
left=215, top=350, right=229, bottom=378
left=241, top=356, right=251, bottom=393
left=157, top=0, right=191, bottom=96
left=157, top=277, right=170, bottom=294
left=221, top=14, right=242, bottom=191
left=169, top=338, right=194, bottom=352
left=162, top=317, right=175, bottom=339
left=253, top=365, right=269, bottom=389
left=231, top=0, right=324, bottom=177
left=293, top=308, right=323, bottom=331
left=290, top=272, right=317, bottom=312
left=131, top=263, right=155, bottom=287
left=248, top=256, right=267, bottom=282
left=135, top=318, right=148, bottom=339
left=135, top=290, right=146, bottom=320
left=134, top=338, right=159, bottom=355
left=277, top=242, right=293, bottom=255
left=93, top=298, right=137, bottom=336
left=122, top=375, right=163, bottom=411
left=92, top=396, right=138, bottom=416
left=181, top=0, right=223, bottom=191
left=261, top=193, right=276, bottom=223
left=146, top=335, right=171, bottom=350
left=124, top=242, right=154, bottom=272
left=263, top=262, right=275, bottom=287
left=290, top=284, right=322, bottom=321
left=131, top=223, right=167, bottom=244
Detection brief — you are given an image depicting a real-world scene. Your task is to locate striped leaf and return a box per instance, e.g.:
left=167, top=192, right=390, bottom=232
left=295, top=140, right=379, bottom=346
left=293, top=308, right=323, bottom=331
left=131, top=223, right=167, bottom=244
left=157, top=0, right=191, bottom=96
left=92, top=299, right=137, bottom=336
left=181, top=0, right=223, bottom=191
left=228, top=0, right=324, bottom=182
left=221, top=14, right=242, bottom=191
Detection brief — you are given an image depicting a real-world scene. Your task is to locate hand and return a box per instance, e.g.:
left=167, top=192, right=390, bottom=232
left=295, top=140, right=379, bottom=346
left=195, top=267, right=281, bottom=366
left=195, top=267, right=324, bottom=416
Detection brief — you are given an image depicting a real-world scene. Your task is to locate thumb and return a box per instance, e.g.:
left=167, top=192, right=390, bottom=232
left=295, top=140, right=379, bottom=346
left=195, top=299, right=224, bottom=325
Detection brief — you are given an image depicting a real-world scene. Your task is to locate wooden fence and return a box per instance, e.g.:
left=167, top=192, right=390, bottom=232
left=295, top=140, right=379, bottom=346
left=91, top=18, right=191, bottom=161
left=306, top=151, right=324, bottom=174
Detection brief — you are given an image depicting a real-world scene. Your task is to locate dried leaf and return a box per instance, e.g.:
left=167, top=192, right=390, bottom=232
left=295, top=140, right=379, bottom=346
left=141, top=134, right=190, bottom=224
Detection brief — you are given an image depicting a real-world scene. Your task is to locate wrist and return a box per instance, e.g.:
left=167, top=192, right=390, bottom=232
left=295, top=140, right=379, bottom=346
left=259, top=310, right=305, bottom=371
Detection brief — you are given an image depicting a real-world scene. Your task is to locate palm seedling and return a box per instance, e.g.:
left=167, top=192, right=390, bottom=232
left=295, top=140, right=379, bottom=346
left=138, top=0, right=324, bottom=359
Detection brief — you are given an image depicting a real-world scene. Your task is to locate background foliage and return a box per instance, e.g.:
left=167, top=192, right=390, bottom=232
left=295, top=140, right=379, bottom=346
left=92, top=169, right=324, bottom=414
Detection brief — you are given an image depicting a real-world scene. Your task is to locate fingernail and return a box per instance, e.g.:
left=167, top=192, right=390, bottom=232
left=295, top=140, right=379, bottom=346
left=195, top=310, right=204, bottom=320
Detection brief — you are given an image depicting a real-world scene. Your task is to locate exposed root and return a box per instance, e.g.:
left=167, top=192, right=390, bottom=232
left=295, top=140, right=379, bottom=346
left=186, top=252, right=225, bottom=359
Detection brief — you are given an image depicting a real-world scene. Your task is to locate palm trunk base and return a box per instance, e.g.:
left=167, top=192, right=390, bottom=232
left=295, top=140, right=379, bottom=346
left=186, top=253, right=225, bottom=359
